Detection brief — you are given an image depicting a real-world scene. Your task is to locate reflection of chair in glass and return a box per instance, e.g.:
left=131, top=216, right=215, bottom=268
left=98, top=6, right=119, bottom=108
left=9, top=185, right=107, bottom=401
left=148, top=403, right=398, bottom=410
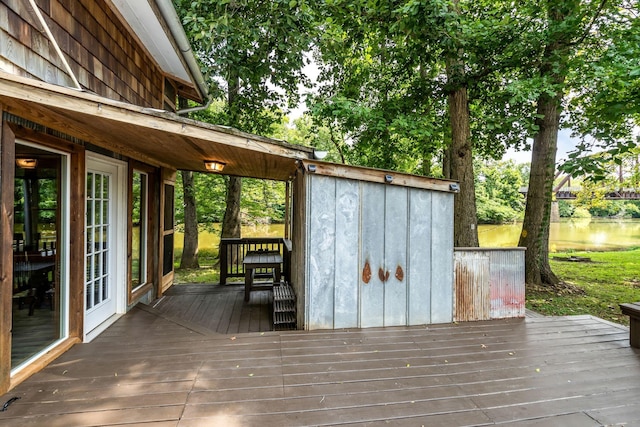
left=13, top=253, right=55, bottom=315
left=13, top=233, right=24, bottom=252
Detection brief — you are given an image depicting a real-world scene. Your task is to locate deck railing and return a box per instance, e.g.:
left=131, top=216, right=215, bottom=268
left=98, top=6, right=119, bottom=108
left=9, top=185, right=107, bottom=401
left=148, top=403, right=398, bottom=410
left=219, top=237, right=292, bottom=285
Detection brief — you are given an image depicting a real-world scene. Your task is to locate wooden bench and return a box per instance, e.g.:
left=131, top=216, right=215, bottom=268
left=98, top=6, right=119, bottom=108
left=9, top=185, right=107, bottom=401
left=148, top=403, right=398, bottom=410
left=620, top=302, right=640, bottom=348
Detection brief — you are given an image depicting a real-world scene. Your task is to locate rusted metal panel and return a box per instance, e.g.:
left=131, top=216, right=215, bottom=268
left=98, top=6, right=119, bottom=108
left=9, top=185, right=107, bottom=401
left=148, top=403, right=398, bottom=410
left=453, top=248, right=525, bottom=321
left=488, top=249, right=526, bottom=319
left=360, top=182, right=385, bottom=328
left=431, top=191, right=454, bottom=323
left=306, top=175, right=336, bottom=329
left=408, top=189, right=432, bottom=325
left=384, top=185, right=408, bottom=326
left=454, top=251, right=491, bottom=321
left=334, top=178, right=360, bottom=328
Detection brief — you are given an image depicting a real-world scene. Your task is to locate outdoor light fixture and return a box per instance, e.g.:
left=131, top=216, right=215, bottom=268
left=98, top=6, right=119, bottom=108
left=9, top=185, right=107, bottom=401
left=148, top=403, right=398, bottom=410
left=313, top=150, right=328, bottom=160
left=307, top=164, right=317, bottom=173
left=204, top=160, right=225, bottom=172
left=384, top=174, right=393, bottom=183
left=16, top=158, right=38, bottom=169
left=449, top=183, right=460, bottom=192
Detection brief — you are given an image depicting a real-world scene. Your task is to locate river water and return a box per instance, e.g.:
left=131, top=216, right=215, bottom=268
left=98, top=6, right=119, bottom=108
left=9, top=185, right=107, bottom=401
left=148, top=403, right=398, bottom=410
left=175, top=219, right=640, bottom=253
left=479, top=218, right=640, bottom=251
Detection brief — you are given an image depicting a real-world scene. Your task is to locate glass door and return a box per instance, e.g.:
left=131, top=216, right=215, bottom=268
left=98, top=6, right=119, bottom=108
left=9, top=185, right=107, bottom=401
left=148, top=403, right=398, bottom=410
left=84, top=155, right=125, bottom=336
left=12, top=143, right=68, bottom=370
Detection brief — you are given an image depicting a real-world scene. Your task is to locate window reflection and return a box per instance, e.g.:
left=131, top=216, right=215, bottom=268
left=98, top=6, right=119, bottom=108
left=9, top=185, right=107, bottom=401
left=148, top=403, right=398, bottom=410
left=131, top=171, right=147, bottom=290
left=12, top=144, right=64, bottom=369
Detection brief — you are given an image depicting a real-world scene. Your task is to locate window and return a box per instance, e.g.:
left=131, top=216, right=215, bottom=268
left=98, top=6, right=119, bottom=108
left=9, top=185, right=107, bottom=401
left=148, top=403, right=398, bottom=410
left=131, top=171, right=148, bottom=291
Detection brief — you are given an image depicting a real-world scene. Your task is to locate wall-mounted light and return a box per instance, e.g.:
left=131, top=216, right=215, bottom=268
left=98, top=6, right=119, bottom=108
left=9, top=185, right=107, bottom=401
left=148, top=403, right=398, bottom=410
left=313, top=150, right=328, bottom=160
left=449, top=183, right=460, bottom=192
left=384, top=174, right=393, bottom=183
left=16, top=158, right=38, bottom=169
left=307, top=164, right=317, bottom=173
left=204, top=160, right=225, bottom=172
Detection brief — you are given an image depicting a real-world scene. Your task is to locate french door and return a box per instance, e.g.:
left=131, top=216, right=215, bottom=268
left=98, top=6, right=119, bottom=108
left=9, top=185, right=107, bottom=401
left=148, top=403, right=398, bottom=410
left=84, top=155, right=126, bottom=338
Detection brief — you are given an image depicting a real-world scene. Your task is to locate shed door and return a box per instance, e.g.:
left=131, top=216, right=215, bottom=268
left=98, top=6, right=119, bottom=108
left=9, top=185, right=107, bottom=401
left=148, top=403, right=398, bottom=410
left=360, top=184, right=409, bottom=328
left=84, top=155, right=126, bottom=336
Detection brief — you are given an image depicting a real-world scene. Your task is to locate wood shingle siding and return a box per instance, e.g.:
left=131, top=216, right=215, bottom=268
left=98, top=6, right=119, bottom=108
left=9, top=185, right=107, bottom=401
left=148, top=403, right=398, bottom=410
left=0, top=0, right=165, bottom=107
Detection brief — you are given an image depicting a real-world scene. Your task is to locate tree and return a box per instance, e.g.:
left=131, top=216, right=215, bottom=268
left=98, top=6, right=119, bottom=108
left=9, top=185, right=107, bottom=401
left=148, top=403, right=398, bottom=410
left=179, top=171, right=199, bottom=269
left=175, top=0, right=315, bottom=242
left=309, top=0, right=542, bottom=247
left=519, top=0, right=619, bottom=287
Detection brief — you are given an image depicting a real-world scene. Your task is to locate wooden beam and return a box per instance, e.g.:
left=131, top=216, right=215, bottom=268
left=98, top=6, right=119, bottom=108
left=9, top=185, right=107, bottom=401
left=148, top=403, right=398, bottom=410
left=299, top=160, right=458, bottom=193
left=0, top=118, right=15, bottom=394
left=0, top=72, right=313, bottom=174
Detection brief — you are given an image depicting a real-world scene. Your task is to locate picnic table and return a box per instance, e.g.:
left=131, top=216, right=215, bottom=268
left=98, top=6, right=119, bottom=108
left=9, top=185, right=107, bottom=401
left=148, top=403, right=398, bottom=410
left=243, top=250, right=282, bottom=301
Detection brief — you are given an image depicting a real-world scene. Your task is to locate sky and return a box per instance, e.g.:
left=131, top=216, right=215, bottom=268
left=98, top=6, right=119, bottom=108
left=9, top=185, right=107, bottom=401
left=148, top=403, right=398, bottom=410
left=503, top=129, right=579, bottom=164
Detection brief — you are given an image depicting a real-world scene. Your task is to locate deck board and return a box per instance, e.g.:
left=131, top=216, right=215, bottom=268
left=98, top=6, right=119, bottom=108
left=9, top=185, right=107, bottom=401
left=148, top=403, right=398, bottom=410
left=1, top=292, right=639, bottom=426
left=153, top=283, right=273, bottom=335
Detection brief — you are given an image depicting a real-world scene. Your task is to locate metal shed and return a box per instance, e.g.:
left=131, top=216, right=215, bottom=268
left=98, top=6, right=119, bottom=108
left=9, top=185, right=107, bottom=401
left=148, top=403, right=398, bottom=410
left=291, top=161, right=459, bottom=330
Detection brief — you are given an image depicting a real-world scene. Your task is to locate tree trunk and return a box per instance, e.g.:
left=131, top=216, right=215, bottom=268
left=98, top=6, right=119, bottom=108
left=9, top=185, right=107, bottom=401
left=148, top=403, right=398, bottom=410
left=180, top=171, right=199, bottom=269
left=220, top=63, right=243, bottom=241
left=221, top=176, right=242, bottom=239
left=518, top=92, right=561, bottom=285
left=518, top=3, right=572, bottom=286
left=445, top=0, right=478, bottom=248
left=446, top=65, right=479, bottom=247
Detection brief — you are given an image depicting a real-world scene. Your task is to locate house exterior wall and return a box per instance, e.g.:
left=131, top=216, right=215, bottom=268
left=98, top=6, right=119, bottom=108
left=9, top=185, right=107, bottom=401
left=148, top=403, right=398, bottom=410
left=303, top=173, right=455, bottom=330
left=0, top=0, right=180, bottom=392
left=0, top=0, right=165, bottom=107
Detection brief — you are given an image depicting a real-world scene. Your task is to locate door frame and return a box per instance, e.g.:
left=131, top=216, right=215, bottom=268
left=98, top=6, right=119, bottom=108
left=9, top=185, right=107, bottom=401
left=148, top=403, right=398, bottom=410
left=84, top=152, right=127, bottom=342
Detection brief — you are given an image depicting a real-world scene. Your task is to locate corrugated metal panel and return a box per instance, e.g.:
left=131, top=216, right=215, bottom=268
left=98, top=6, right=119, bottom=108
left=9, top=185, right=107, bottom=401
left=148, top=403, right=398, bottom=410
left=454, top=251, right=491, bottom=321
left=453, top=248, right=525, bottom=321
left=488, top=249, right=526, bottom=319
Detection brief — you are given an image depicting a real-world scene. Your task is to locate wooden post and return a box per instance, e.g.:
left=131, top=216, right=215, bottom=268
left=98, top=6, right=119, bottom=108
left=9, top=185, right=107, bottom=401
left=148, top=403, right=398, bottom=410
left=0, top=118, right=16, bottom=394
left=620, top=303, right=640, bottom=348
left=219, top=239, right=228, bottom=286
left=68, top=146, right=86, bottom=340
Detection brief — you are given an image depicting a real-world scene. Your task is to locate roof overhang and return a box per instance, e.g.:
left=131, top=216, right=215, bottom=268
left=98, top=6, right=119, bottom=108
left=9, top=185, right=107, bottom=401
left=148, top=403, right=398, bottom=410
left=0, top=72, right=312, bottom=181
left=107, top=0, right=208, bottom=103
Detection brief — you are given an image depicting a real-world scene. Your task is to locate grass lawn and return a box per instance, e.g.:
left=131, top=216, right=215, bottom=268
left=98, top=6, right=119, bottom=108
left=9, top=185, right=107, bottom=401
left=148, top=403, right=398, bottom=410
left=173, top=248, right=220, bottom=284
left=527, top=247, right=640, bottom=326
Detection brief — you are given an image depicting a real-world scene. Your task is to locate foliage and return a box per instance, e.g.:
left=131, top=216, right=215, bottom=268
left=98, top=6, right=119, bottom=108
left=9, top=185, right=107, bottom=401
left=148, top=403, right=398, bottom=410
left=307, top=1, right=546, bottom=176
left=175, top=0, right=316, bottom=133
left=475, top=160, right=527, bottom=223
left=558, top=200, right=575, bottom=218
left=174, top=173, right=286, bottom=227
left=527, top=248, right=640, bottom=326
left=560, top=3, right=640, bottom=179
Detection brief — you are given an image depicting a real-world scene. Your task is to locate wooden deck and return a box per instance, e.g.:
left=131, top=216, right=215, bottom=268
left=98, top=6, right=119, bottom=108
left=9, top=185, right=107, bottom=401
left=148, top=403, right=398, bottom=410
left=151, top=283, right=273, bottom=334
left=1, top=300, right=639, bottom=426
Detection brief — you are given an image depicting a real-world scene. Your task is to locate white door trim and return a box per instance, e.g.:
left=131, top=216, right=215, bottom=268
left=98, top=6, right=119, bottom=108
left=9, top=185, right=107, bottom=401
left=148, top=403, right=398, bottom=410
left=84, top=153, right=127, bottom=342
